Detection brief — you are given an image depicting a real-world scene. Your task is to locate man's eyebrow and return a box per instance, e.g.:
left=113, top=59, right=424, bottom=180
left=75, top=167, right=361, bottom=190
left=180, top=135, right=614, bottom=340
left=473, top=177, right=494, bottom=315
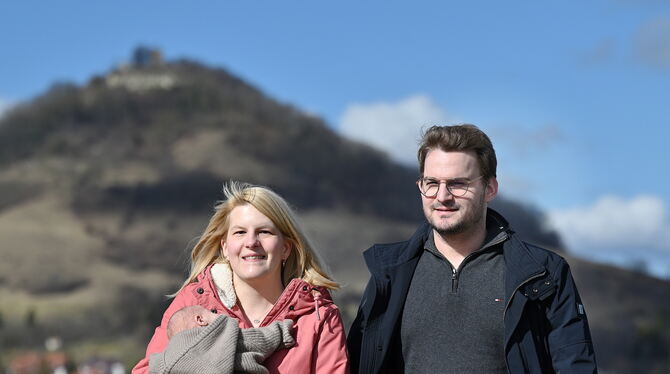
left=422, top=176, right=471, bottom=180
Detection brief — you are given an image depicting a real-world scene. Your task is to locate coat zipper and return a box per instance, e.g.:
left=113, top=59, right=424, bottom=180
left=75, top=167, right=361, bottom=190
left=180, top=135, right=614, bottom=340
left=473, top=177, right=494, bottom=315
left=502, top=270, right=546, bottom=374
left=364, top=273, right=388, bottom=374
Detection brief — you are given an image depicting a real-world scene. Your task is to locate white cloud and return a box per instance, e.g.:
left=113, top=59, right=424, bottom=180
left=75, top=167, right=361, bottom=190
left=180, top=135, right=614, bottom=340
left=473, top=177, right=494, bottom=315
left=338, top=94, right=450, bottom=165
left=548, top=195, right=670, bottom=250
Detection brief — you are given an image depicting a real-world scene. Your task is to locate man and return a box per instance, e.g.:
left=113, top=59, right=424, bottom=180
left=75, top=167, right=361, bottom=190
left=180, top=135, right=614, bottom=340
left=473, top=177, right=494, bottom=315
left=347, top=124, right=597, bottom=373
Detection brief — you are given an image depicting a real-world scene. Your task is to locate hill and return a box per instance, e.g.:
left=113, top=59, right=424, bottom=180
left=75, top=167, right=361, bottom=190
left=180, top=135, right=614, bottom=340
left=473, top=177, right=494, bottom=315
left=0, top=50, right=667, bottom=373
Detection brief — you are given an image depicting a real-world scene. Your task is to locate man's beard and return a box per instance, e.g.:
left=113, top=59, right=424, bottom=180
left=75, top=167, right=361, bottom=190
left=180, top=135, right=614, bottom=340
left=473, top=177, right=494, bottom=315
left=427, top=194, right=486, bottom=236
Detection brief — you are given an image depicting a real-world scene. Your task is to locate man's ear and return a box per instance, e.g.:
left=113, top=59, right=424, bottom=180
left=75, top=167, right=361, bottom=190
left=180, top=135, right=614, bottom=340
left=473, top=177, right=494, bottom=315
left=485, top=177, right=498, bottom=203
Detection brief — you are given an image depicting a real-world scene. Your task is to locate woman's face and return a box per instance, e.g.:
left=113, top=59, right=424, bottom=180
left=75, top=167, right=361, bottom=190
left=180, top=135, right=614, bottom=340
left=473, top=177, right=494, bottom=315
left=222, top=204, right=290, bottom=288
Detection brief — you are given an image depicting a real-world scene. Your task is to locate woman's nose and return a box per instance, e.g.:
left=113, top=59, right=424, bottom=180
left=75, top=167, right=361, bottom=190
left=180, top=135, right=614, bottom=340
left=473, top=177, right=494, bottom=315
left=244, top=234, right=259, bottom=247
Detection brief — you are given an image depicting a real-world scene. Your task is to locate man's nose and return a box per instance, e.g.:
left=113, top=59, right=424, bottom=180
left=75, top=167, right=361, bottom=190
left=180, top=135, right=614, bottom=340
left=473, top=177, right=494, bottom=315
left=435, top=182, right=454, bottom=202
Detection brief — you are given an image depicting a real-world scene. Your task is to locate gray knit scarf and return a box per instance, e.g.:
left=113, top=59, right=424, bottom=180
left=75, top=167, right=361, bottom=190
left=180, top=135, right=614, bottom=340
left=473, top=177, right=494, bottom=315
left=149, top=314, right=295, bottom=374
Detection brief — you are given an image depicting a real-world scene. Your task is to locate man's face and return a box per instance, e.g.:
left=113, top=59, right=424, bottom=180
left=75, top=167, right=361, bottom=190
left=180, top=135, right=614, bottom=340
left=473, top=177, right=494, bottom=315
left=420, top=149, right=497, bottom=236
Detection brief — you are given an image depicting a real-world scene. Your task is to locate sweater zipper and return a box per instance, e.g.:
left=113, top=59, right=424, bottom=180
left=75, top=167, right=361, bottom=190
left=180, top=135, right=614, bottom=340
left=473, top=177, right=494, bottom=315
left=450, top=233, right=507, bottom=293
left=451, top=268, right=458, bottom=293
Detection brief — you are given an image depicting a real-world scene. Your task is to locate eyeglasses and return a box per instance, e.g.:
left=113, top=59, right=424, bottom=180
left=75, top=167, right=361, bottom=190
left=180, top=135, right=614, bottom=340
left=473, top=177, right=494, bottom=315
left=416, top=176, right=484, bottom=198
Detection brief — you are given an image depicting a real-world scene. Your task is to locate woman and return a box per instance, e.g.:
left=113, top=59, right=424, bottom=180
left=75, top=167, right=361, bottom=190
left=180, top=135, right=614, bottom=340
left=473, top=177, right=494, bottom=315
left=132, top=182, right=349, bottom=374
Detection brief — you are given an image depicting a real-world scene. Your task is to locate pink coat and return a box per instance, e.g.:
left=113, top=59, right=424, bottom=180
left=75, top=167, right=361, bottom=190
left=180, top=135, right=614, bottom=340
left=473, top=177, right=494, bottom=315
left=132, top=265, right=349, bottom=374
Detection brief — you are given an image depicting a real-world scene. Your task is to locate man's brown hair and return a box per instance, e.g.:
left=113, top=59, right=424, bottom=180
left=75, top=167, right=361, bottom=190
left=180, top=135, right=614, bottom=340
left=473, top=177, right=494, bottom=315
left=417, top=124, right=497, bottom=181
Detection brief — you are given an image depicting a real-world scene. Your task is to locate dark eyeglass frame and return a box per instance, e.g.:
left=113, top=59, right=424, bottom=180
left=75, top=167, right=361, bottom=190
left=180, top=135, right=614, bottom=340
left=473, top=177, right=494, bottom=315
left=416, top=175, right=484, bottom=198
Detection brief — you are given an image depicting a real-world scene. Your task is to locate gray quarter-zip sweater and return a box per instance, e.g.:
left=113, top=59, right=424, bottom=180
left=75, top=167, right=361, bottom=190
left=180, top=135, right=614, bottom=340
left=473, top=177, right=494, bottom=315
left=400, top=217, right=508, bottom=373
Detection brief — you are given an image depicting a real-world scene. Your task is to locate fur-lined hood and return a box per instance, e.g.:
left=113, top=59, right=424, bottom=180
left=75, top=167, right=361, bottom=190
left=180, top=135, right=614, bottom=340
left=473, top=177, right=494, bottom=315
left=202, top=263, right=334, bottom=326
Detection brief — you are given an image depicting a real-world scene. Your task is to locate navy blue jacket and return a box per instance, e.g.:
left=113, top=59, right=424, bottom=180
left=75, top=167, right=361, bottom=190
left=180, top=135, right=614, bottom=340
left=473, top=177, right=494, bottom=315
left=347, top=209, right=597, bottom=373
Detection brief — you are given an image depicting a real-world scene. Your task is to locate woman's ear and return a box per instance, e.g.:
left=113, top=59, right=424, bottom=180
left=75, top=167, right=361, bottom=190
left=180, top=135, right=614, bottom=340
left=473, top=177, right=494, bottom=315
left=283, top=240, right=292, bottom=260
left=221, top=239, right=228, bottom=259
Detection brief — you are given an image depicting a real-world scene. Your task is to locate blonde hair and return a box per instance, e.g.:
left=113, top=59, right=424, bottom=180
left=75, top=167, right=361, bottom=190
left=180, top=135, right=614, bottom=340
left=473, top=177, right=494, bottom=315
left=174, top=182, right=339, bottom=295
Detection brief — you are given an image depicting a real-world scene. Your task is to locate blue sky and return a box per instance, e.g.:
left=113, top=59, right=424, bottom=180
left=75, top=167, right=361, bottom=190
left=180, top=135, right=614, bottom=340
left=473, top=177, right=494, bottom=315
left=1, top=1, right=670, bottom=277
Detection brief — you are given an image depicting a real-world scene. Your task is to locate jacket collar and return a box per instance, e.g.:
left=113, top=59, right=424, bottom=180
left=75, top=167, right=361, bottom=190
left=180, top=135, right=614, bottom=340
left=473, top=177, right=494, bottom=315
left=364, top=208, right=509, bottom=273
left=363, top=222, right=430, bottom=275
left=211, top=263, right=236, bottom=308
left=503, top=236, right=547, bottom=292
left=363, top=208, right=548, bottom=290
left=201, top=264, right=333, bottom=325
left=265, top=278, right=334, bottom=321
left=485, top=209, right=548, bottom=290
